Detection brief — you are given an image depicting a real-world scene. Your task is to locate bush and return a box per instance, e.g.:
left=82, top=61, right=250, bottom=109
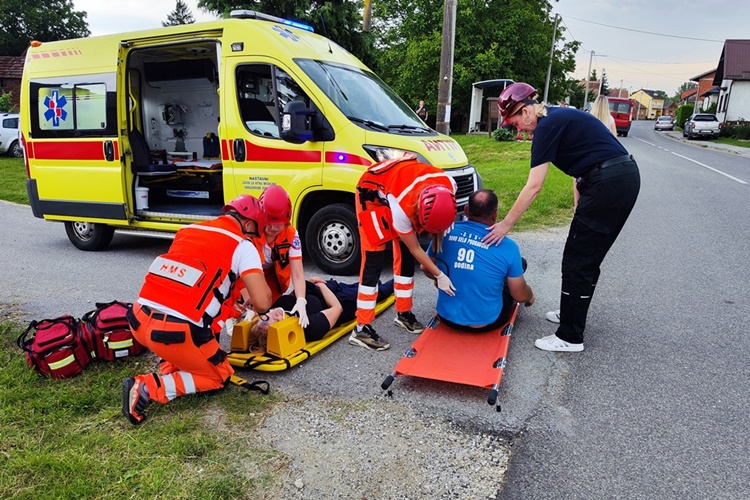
left=675, top=104, right=695, bottom=128
left=492, top=127, right=516, bottom=142
left=0, top=92, right=13, bottom=113
left=720, top=120, right=750, bottom=140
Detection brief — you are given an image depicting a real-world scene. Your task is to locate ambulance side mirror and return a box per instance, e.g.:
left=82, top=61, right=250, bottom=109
left=281, top=101, right=334, bottom=144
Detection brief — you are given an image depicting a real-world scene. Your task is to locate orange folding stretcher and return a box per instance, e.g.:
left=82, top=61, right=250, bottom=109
left=381, top=303, right=520, bottom=411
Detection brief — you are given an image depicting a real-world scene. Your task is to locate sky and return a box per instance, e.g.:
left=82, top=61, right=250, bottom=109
left=73, top=0, right=749, bottom=97
left=554, top=0, right=749, bottom=96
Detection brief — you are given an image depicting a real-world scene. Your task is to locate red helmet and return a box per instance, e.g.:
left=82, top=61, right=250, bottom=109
left=498, top=82, right=538, bottom=120
left=259, top=184, right=292, bottom=225
left=418, top=185, right=456, bottom=234
left=223, top=194, right=265, bottom=234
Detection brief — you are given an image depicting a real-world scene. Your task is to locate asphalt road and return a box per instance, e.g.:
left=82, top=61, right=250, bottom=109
left=2, top=121, right=749, bottom=498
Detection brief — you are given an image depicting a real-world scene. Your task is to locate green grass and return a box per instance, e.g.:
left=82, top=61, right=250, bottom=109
left=0, top=157, right=27, bottom=204
left=716, top=136, right=750, bottom=148
left=0, top=319, right=283, bottom=499
left=453, top=134, right=574, bottom=231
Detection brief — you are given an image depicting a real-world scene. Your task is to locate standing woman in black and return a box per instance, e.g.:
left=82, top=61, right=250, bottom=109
left=483, top=83, right=640, bottom=352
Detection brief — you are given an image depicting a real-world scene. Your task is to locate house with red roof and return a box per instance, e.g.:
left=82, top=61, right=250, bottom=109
left=713, top=40, right=750, bottom=123
left=0, top=56, right=24, bottom=111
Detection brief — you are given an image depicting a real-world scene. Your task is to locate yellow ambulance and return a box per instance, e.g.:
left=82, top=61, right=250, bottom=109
left=21, top=10, right=480, bottom=275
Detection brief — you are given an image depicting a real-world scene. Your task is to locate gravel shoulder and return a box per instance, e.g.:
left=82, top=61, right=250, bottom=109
left=255, top=390, right=512, bottom=499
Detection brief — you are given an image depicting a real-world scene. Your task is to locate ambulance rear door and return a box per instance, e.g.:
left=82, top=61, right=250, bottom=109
left=26, top=69, right=123, bottom=223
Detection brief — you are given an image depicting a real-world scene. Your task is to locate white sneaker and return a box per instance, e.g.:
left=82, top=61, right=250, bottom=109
left=545, top=310, right=560, bottom=323
left=534, top=334, right=584, bottom=352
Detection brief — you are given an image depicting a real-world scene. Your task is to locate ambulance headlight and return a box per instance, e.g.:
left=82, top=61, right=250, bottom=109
left=363, top=146, right=429, bottom=164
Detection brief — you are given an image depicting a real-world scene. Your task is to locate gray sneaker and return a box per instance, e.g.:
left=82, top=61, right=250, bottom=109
left=394, top=311, right=425, bottom=333
left=349, top=324, right=390, bottom=351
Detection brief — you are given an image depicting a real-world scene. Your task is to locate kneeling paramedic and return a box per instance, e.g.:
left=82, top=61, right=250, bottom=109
left=122, top=195, right=272, bottom=425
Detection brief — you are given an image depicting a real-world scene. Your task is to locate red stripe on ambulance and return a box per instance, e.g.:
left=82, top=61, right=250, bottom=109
left=30, top=140, right=118, bottom=161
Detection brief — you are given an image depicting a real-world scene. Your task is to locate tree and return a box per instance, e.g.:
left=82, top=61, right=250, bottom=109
left=371, top=0, right=578, bottom=130
left=600, top=68, right=609, bottom=96
left=565, top=78, right=586, bottom=109
left=672, top=81, right=697, bottom=102
left=0, top=0, right=89, bottom=56
left=197, top=0, right=376, bottom=67
left=163, top=0, right=196, bottom=26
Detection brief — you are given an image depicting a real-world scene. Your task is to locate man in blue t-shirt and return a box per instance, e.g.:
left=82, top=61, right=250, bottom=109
left=425, top=189, right=534, bottom=332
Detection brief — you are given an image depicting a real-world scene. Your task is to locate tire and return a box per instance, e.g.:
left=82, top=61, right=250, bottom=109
left=9, top=141, right=23, bottom=158
left=64, top=221, right=115, bottom=251
left=305, top=203, right=360, bottom=276
left=621, top=131, right=628, bottom=137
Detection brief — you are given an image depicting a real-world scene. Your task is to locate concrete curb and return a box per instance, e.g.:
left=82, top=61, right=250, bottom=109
left=660, top=130, right=750, bottom=158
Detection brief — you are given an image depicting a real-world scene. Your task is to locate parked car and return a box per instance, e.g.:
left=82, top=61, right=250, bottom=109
left=654, top=116, right=674, bottom=131
left=683, top=113, right=720, bottom=140
left=0, top=113, right=22, bottom=157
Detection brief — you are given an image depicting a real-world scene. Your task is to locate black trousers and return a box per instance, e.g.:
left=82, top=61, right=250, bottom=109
left=555, top=160, right=640, bottom=344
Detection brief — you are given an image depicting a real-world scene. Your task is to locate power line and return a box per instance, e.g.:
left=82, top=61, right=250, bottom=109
left=562, top=15, right=724, bottom=43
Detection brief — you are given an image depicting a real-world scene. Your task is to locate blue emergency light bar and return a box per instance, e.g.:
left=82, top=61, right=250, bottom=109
left=229, top=10, right=314, bottom=32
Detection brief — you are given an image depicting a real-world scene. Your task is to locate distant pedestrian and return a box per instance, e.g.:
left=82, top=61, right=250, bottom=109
left=415, top=100, right=428, bottom=122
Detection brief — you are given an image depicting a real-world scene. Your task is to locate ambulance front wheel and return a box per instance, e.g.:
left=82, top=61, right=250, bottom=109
left=305, top=204, right=360, bottom=276
left=64, top=221, right=115, bottom=251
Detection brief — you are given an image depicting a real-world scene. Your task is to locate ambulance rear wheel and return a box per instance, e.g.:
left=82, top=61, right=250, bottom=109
left=64, top=221, right=115, bottom=251
left=305, top=204, right=360, bottom=276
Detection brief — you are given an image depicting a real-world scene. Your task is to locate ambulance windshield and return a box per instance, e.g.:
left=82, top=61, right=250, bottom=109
left=296, top=59, right=431, bottom=134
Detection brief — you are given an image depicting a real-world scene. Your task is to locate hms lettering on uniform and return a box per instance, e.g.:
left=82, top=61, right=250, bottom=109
left=148, top=257, right=203, bottom=286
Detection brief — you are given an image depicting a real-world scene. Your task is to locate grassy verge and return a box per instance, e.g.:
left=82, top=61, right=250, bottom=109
left=716, top=136, right=750, bottom=148
left=454, top=134, right=573, bottom=231
left=0, top=317, right=283, bottom=499
left=0, top=157, right=27, bottom=204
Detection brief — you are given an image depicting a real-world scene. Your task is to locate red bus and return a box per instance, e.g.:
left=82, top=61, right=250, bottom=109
left=608, top=97, right=633, bottom=137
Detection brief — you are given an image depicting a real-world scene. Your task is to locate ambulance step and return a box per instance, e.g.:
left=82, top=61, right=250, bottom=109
left=115, top=229, right=176, bottom=240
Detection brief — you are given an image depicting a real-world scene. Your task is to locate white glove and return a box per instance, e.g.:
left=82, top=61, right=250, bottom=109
left=290, top=297, right=309, bottom=328
left=436, top=272, right=456, bottom=296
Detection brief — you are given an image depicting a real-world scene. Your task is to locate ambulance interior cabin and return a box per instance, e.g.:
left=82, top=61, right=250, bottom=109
left=127, top=41, right=226, bottom=219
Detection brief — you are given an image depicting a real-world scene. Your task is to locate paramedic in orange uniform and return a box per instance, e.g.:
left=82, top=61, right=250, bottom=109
left=350, top=154, right=458, bottom=351
left=258, top=184, right=309, bottom=328
left=122, top=195, right=272, bottom=425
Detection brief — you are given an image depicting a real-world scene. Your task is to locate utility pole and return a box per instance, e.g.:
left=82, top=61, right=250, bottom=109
left=619, top=79, right=623, bottom=98
left=363, top=0, right=372, bottom=32
left=436, top=0, right=457, bottom=135
left=583, top=50, right=594, bottom=110
left=543, top=14, right=560, bottom=104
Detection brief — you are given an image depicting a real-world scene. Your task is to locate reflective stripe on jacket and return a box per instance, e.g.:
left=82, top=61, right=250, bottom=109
left=138, top=216, right=246, bottom=324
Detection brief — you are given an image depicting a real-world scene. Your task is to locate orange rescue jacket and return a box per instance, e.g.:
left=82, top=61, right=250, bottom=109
left=357, top=155, right=455, bottom=234
left=139, top=216, right=249, bottom=324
